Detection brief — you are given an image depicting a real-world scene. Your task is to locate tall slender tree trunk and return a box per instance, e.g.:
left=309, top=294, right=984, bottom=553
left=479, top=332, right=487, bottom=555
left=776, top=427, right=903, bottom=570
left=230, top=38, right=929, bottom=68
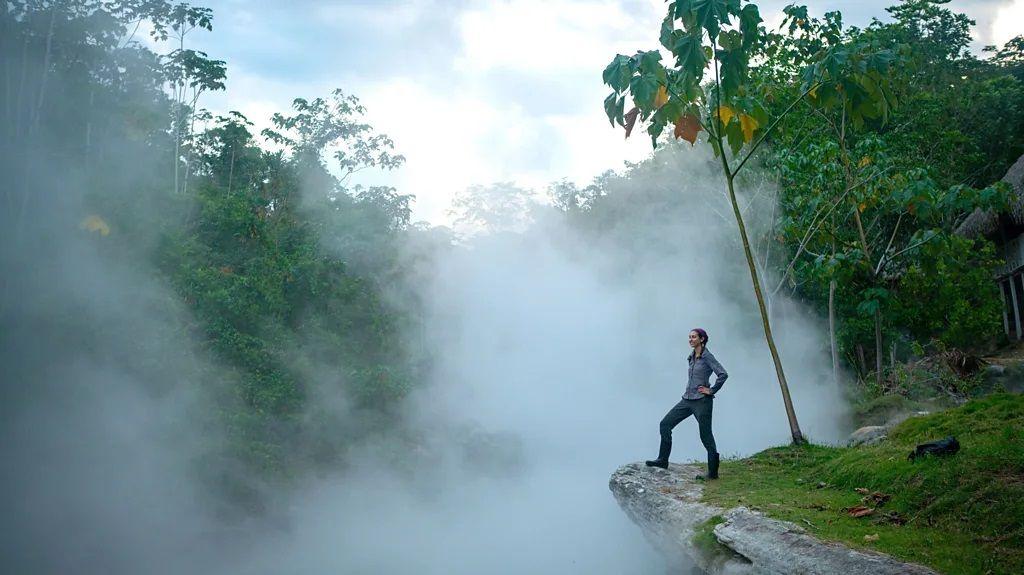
left=2, top=20, right=17, bottom=214
left=172, top=26, right=185, bottom=194
left=181, top=90, right=205, bottom=196
left=15, top=35, right=29, bottom=142
left=227, top=144, right=236, bottom=194
left=182, top=104, right=195, bottom=196
left=16, top=9, right=56, bottom=245
left=172, top=87, right=180, bottom=194
left=829, top=279, right=839, bottom=387
left=852, top=205, right=885, bottom=390
left=30, top=7, right=55, bottom=135
left=725, top=172, right=805, bottom=444
left=829, top=212, right=840, bottom=388
left=2, top=9, right=12, bottom=140
left=85, top=89, right=94, bottom=156
left=875, top=309, right=884, bottom=389
left=856, top=344, right=867, bottom=379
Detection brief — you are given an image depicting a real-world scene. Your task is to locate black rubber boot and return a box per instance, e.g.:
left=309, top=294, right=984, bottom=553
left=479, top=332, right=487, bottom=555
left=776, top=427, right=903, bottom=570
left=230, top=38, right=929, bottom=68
left=695, top=452, right=720, bottom=481
left=646, top=434, right=672, bottom=469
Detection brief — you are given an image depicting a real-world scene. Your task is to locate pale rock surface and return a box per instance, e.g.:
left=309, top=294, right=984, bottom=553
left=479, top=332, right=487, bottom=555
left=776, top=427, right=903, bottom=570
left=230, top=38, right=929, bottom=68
left=847, top=425, right=888, bottom=446
left=609, top=462, right=939, bottom=574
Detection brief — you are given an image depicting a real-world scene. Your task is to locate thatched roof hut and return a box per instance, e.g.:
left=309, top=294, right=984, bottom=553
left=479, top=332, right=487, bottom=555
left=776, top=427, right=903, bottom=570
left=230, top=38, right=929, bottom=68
left=956, top=153, right=1024, bottom=340
left=955, top=153, right=1024, bottom=239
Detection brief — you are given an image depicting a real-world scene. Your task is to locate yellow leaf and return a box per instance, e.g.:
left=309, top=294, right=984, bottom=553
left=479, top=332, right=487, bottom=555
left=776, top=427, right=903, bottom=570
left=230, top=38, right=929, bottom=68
left=654, top=86, right=669, bottom=109
left=809, top=85, right=818, bottom=99
left=739, top=114, right=759, bottom=143
left=858, top=202, right=867, bottom=213
left=717, top=105, right=735, bottom=126
left=858, top=156, right=872, bottom=168
left=80, top=215, right=110, bottom=236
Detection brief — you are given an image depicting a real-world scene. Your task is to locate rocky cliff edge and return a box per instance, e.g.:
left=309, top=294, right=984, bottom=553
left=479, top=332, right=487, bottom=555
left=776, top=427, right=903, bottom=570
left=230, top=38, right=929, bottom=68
left=609, top=462, right=938, bottom=575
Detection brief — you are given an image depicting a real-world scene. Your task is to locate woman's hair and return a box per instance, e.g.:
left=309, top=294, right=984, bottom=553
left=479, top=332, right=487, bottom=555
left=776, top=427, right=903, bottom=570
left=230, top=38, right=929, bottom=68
left=691, top=328, right=709, bottom=346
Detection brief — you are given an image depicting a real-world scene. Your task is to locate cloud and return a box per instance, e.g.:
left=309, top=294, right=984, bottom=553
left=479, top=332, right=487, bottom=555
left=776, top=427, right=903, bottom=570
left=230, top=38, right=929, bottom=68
left=169, top=0, right=1021, bottom=225
left=455, top=0, right=655, bottom=74
left=989, top=0, right=1024, bottom=47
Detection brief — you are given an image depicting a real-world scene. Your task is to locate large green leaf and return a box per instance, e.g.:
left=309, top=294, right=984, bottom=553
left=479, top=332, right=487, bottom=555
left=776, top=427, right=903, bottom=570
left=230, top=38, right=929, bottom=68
left=603, top=92, right=625, bottom=126
left=630, top=73, right=661, bottom=110
left=739, top=4, right=761, bottom=49
left=602, top=54, right=634, bottom=91
left=693, top=0, right=732, bottom=38
left=673, top=32, right=708, bottom=78
left=717, top=43, right=747, bottom=99
left=638, top=50, right=664, bottom=73
left=725, top=117, right=745, bottom=154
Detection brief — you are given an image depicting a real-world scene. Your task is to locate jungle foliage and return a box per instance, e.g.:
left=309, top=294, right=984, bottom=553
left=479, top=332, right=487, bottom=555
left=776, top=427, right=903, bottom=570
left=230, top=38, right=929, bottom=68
left=600, top=0, right=1024, bottom=397
left=4, top=0, right=1023, bottom=504
left=1, top=1, right=427, bottom=503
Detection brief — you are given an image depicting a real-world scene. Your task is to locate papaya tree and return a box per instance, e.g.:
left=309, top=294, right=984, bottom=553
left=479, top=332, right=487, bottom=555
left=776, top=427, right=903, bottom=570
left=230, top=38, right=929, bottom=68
left=601, top=0, right=901, bottom=443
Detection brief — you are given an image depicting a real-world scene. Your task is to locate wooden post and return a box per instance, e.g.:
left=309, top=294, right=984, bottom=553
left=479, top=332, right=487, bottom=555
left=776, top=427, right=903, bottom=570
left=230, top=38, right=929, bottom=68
left=1000, top=280, right=1011, bottom=338
left=1010, top=273, right=1022, bottom=341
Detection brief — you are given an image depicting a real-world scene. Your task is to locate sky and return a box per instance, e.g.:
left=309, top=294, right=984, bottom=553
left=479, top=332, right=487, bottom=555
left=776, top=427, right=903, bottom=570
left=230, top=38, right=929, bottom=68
left=174, top=0, right=1024, bottom=224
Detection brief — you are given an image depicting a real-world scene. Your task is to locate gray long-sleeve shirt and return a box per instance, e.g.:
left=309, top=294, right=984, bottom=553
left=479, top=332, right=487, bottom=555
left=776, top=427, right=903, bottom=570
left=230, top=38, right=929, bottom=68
left=683, top=349, right=728, bottom=399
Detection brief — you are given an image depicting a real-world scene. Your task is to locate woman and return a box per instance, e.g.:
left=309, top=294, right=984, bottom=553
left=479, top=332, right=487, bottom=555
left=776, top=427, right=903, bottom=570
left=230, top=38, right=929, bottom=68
left=645, top=328, right=728, bottom=480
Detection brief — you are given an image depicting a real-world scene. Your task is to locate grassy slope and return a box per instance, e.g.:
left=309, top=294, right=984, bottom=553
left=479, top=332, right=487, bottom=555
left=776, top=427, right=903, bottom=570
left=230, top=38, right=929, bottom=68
left=701, top=394, right=1024, bottom=575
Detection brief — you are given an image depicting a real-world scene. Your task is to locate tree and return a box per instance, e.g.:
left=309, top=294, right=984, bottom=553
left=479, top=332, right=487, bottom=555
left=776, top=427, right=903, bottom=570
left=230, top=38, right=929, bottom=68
left=549, top=178, right=603, bottom=214
left=261, top=89, right=404, bottom=185
left=602, top=0, right=904, bottom=443
left=765, top=3, right=1016, bottom=385
left=448, top=182, right=537, bottom=236
left=150, top=3, right=225, bottom=194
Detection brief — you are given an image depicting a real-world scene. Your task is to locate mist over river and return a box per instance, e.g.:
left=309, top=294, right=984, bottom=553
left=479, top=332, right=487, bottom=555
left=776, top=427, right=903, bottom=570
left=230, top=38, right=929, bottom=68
left=0, top=151, right=845, bottom=575
left=1, top=4, right=848, bottom=571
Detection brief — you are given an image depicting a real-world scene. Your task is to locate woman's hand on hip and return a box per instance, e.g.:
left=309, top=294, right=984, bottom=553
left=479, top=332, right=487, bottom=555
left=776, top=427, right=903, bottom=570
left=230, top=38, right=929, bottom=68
left=698, top=386, right=713, bottom=396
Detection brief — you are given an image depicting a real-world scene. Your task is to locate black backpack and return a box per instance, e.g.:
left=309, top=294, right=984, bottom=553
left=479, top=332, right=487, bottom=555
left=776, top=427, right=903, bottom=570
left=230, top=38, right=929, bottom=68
left=908, top=436, right=960, bottom=461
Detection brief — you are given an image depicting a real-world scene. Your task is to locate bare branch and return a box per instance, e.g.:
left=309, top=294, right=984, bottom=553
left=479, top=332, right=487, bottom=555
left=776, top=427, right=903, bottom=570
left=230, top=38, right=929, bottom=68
left=876, top=212, right=905, bottom=275
left=120, top=19, right=143, bottom=49
left=771, top=188, right=851, bottom=296
left=876, top=232, right=938, bottom=275
left=732, top=82, right=820, bottom=179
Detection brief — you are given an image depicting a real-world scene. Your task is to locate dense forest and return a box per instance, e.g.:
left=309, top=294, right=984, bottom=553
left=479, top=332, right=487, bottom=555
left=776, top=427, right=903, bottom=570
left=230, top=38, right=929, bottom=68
left=1, top=1, right=435, bottom=516
left=2, top=0, right=1023, bottom=544
left=599, top=0, right=1024, bottom=439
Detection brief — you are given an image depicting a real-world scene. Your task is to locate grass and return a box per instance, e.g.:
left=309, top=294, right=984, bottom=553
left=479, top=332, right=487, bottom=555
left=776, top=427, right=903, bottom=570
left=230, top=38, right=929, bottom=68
left=691, top=515, right=729, bottom=557
left=701, top=393, right=1024, bottom=575
left=849, top=392, right=957, bottom=427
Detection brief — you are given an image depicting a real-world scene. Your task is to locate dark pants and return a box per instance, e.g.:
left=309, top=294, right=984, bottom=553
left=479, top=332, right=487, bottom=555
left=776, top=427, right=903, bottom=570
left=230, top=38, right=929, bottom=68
left=657, top=397, right=717, bottom=461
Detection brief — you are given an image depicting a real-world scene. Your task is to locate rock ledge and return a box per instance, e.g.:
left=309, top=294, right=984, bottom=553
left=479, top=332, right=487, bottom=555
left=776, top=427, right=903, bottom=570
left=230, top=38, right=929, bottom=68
left=609, top=462, right=938, bottom=574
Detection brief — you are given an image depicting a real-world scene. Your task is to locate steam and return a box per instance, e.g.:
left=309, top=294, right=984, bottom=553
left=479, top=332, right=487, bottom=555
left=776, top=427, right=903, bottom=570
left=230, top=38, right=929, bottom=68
left=1, top=30, right=844, bottom=573
left=0, top=160, right=230, bottom=573
left=224, top=143, right=847, bottom=574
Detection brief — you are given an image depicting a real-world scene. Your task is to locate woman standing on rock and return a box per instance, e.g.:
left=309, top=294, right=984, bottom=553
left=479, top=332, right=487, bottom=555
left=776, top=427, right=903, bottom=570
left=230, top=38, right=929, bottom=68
left=646, top=328, right=727, bottom=480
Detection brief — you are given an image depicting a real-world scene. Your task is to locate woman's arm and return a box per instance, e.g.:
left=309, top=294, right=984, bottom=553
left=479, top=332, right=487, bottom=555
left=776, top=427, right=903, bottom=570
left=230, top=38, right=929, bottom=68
left=705, top=351, right=729, bottom=395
